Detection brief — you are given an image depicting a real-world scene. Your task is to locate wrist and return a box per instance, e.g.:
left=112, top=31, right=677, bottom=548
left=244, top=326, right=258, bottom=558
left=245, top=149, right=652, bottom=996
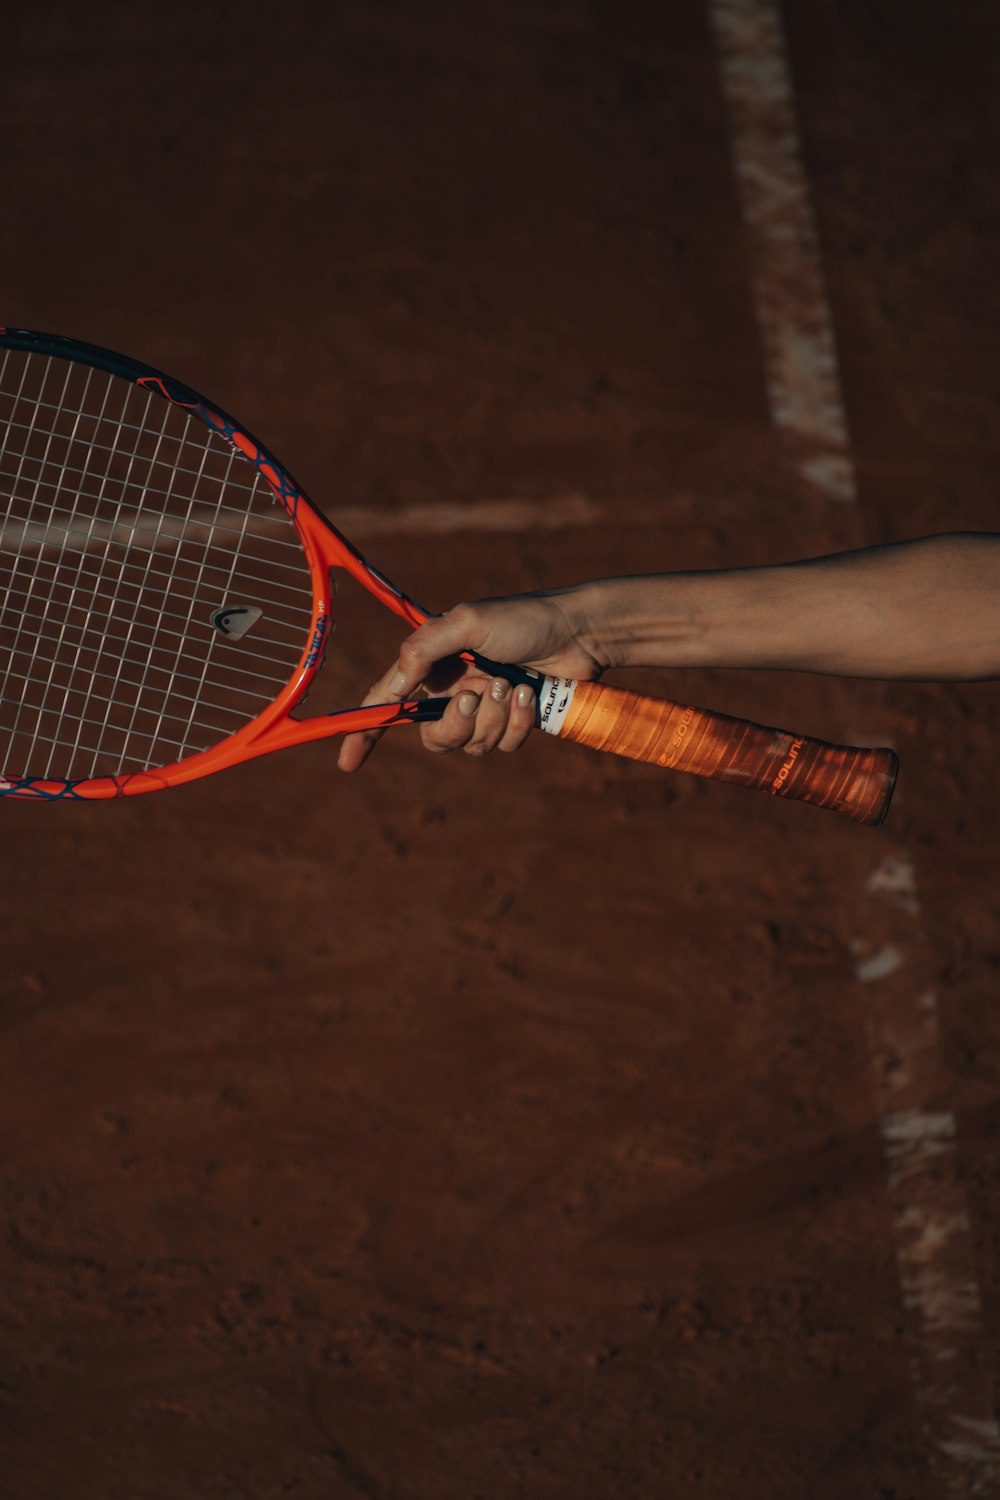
left=546, top=580, right=619, bottom=673
left=552, top=576, right=707, bottom=673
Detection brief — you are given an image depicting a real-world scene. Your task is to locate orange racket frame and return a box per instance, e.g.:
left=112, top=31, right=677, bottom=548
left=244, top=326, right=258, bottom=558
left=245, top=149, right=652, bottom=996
left=0, top=329, right=897, bottom=823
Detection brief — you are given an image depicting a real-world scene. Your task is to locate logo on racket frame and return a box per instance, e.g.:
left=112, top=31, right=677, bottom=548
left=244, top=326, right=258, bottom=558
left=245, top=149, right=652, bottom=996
left=303, top=612, right=330, bottom=669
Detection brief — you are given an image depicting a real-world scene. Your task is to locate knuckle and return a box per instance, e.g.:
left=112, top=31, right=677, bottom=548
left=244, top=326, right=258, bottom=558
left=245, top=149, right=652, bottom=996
left=467, top=723, right=504, bottom=756
left=444, top=601, right=478, bottom=639
left=446, top=600, right=474, bottom=625
left=422, top=732, right=456, bottom=754
left=397, top=637, right=424, bottom=670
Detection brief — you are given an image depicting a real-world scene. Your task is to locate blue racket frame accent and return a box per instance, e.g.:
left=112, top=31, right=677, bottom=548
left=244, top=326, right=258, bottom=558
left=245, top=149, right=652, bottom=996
left=0, top=326, right=309, bottom=517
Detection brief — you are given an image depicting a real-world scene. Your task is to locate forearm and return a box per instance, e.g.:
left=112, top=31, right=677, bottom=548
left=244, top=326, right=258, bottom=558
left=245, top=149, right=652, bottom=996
left=569, top=533, right=1000, bottom=680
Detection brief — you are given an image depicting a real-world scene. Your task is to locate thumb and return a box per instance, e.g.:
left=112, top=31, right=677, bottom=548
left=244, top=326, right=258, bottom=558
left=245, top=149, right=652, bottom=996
left=389, top=605, right=482, bottom=696
left=337, top=606, right=483, bottom=774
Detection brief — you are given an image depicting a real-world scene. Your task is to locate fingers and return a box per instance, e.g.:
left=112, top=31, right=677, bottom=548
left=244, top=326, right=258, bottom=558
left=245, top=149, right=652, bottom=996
left=498, top=682, right=536, bottom=753
left=420, top=678, right=536, bottom=757
left=337, top=657, right=415, bottom=773
left=420, top=689, right=481, bottom=754
left=391, top=605, right=481, bottom=697
left=337, top=602, right=539, bottom=772
left=339, top=610, right=481, bottom=772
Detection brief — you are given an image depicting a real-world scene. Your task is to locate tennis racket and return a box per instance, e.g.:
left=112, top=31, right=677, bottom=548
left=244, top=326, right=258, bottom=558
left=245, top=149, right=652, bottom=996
left=0, top=328, right=897, bottom=823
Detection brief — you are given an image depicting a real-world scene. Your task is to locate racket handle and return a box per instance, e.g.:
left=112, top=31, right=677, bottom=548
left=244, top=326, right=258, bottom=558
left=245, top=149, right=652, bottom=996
left=546, top=680, right=897, bottom=826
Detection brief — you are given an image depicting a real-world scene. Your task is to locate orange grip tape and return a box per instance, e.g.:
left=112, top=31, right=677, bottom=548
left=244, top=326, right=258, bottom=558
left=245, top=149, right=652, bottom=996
left=559, top=681, right=897, bottom=826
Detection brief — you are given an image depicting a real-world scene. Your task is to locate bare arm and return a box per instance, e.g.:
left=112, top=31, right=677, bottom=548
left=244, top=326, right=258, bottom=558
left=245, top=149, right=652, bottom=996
left=573, top=532, right=1000, bottom=680
left=338, top=532, right=1000, bottom=770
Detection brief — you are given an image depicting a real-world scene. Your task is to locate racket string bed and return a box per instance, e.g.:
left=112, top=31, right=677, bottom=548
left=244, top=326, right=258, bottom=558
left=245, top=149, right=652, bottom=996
left=164, top=439, right=259, bottom=767
left=2, top=642, right=300, bottom=705
left=5, top=587, right=306, bottom=674
left=3, top=355, right=111, bottom=763
left=0, top=349, right=314, bottom=781
left=2, top=656, right=272, bottom=733
left=6, top=497, right=306, bottom=576
left=102, top=397, right=231, bottom=775
left=33, top=372, right=156, bottom=779
left=0, top=412, right=319, bottom=497
left=2, top=521, right=313, bottom=645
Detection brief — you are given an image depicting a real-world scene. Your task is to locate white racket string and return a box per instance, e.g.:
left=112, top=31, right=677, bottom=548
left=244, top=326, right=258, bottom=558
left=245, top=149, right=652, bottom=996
left=13, top=721, right=232, bottom=769
left=2, top=497, right=305, bottom=566
left=7, top=588, right=305, bottom=673
left=129, top=433, right=246, bottom=760
left=3, top=647, right=298, bottom=711
left=1, top=506, right=311, bottom=630
left=97, top=398, right=225, bottom=773
left=0, top=350, right=314, bottom=781
left=0, top=412, right=305, bottom=501
left=7, top=358, right=107, bottom=758
left=175, top=443, right=264, bottom=757
left=1, top=651, right=257, bottom=744
left=36, top=377, right=152, bottom=779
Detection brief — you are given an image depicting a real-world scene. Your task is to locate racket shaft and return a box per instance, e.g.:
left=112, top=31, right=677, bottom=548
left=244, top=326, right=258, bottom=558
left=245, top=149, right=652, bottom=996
left=557, top=681, right=897, bottom=825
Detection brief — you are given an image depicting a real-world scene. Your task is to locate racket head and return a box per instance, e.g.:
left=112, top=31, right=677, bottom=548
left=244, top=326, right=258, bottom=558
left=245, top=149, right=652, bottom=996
left=0, top=328, right=431, bottom=800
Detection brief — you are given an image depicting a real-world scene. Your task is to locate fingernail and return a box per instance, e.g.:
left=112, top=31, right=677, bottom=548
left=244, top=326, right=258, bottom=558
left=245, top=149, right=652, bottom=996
left=389, top=670, right=407, bottom=695
left=490, top=677, right=511, bottom=703
left=458, top=692, right=479, bottom=716
left=516, top=684, right=534, bottom=709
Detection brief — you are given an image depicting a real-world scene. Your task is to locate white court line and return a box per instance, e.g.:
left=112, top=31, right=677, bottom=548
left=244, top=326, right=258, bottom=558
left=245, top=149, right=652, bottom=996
left=858, top=860, right=1000, bottom=1493
left=708, top=1, right=1000, bottom=1491
left=336, top=493, right=631, bottom=538
left=0, top=493, right=665, bottom=554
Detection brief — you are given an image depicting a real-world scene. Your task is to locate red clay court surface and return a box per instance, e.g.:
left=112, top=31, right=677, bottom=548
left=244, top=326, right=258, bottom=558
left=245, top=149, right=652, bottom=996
left=2, top=3, right=1000, bottom=1496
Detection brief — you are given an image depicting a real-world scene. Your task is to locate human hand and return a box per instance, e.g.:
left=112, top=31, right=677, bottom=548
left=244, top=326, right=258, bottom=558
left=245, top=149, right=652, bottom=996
left=337, top=590, right=606, bottom=771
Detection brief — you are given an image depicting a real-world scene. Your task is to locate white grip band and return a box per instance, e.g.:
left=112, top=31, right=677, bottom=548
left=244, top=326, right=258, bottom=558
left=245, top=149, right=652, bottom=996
left=536, top=675, right=577, bottom=736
